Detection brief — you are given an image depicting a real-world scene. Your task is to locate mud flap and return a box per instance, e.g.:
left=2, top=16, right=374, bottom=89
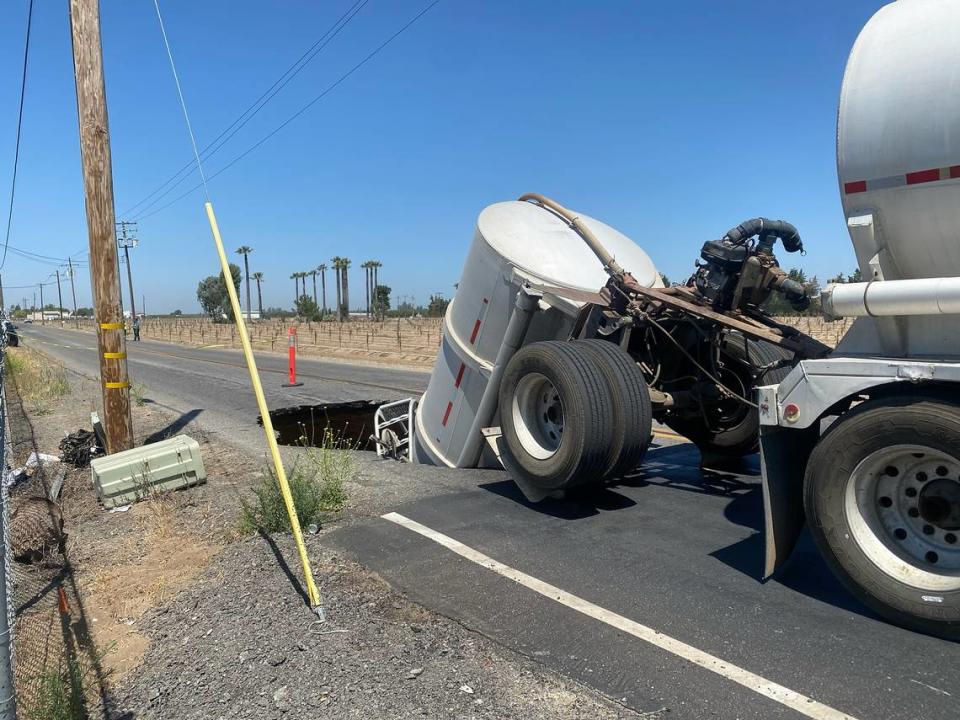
left=759, top=423, right=820, bottom=579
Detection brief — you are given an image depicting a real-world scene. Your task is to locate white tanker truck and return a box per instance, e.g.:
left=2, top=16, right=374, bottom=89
left=375, top=0, right=960, bottom=639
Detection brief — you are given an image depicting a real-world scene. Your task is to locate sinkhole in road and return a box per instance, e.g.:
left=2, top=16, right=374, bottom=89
left=261, top=400, right=387, bottom=450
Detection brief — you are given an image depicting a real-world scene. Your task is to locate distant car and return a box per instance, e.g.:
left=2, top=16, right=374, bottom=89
left=3, top=320, right=18, bottom=347
left=23, top=318, right=33, bottom=324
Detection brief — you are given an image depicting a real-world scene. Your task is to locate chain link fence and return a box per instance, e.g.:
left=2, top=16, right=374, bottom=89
left=3, top=340, right=109, bottom=720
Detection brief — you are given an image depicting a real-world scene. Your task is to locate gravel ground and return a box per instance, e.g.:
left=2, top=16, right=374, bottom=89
left=108, top=535, right=635, bottom=720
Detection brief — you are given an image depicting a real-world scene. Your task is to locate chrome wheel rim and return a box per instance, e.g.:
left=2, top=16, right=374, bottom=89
left=845, top=444, right=960, bottom=591
left=511, top=373, right=564, bottom=460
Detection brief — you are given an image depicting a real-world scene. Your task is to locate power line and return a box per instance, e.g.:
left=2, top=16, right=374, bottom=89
left=3, top=245, right=88, bottom=265
left=1, top=0, right=35, bottom=271
left=122, top=0, right=370, bottom=218
left=135, top=0, right=442, bottom=222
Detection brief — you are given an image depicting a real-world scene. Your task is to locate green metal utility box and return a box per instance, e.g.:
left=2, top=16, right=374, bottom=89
left=91, top=435, right=206, bottom=508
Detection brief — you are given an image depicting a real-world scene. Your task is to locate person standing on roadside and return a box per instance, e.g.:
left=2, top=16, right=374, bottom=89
left=133, top=315, right=141, bottom=342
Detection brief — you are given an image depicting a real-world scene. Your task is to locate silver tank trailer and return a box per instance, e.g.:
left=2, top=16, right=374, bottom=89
left=823, top=0, right=960, bottom=356
left=759, top=0, right=960, bottom=640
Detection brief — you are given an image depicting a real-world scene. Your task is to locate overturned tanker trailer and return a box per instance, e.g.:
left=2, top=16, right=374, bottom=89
left=375, top=193, right=828, bottom=499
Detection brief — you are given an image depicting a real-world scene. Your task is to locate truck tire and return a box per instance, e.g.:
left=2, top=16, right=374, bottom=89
left=499, top=341, right=615, bottom=492
left=574, top=339, right=652, bottom=480
left=666, top=334, right=792, bottom=458
left=804, top=396, right=960, bottom=640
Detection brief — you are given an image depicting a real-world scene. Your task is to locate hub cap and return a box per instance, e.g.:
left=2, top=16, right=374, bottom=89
left=511, top=373, right=564, bottom=460
left=845, top=444, right=960, bottom=591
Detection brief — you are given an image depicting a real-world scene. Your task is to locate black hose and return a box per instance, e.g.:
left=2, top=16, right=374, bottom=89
left=723, top=218, right=803, bottom=253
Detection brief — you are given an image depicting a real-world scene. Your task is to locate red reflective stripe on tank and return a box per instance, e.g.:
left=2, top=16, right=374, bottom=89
left=469, top=319, right=482, bottom=344
left=454, top=362, right=466, bottom=388
left=846, top=165, right=960, bottom=194
left=442, top=401, right=453, bottom=426
left=905, top=168, right=941, bottom=185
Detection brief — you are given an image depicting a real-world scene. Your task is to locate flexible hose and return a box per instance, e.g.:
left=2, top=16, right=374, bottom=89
left=723, top=217, right=803, bottom=253
left=518, top=193, right=627, bottom=279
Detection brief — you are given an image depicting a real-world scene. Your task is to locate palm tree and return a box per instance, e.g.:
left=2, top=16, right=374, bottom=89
left=251, top=272, right=264, bottom=318
left=340, top=257, right=352, bottom=321
left=362, top=260, right=373, bottom=317
left=331, top=257, right=343, bottom=321
left=317, top=264, right=327, bottom=316
left=298, top=271, right=309, bottom=304
left=309, top=268, right=318, bottom=307
left=290, top=272, right=299, bottom=310
left=236, top=246, right=253, bottom=321
left=369, top=260, right=382, bottom=319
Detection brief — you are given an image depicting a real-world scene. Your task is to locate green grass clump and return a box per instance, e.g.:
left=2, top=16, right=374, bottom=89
left=238, top=431, right=352, bottom=534
left=130, top=381, right=147, bottom=407
left=27, top=657, right=87, bottom=720
left=6, top=347, right=69, bottom=415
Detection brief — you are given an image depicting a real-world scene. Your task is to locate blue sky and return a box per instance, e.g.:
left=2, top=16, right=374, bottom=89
left=1, top=0, right=887, bottom=313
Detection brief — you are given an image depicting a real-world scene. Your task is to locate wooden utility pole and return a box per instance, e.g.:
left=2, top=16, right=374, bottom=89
left=67, top=258, right=79, bottom=328
left=38, top=283, right=44, bottom=325
left=69, top=0, right=134, bottom=453
left=55, top=270, right=64, bottom=323
left=117, top=220, right=138, bottom=321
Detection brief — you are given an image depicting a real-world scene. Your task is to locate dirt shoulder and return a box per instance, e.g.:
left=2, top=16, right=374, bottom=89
left=8, top=344, right=635, bottom=719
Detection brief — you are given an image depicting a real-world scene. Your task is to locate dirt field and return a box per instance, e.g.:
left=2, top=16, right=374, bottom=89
left=6, top=344, right=636, bottom=719
left=64, top=316, right=445, bottom=367
left=50, top=313, right=854, bottom=373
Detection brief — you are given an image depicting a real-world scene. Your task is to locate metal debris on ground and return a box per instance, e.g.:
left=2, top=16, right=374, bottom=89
left=59, top=427, right=101, bottom=468
left=3, top=450, right=61, bottom=488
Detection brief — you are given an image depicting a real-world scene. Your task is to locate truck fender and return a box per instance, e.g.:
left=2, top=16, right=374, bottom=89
left=758, top=423, right=820, bottom=579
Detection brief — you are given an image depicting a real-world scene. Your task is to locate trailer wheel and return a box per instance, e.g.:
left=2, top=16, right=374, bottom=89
left=805, top=396, right=960, bottom=640
left=574, top=339, right=652, bottom=480
left=499, top=341, right=615, bottom=492
left=666, top=334, right=792, bottom=458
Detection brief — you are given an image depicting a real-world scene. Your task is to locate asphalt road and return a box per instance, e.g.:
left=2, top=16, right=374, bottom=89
left=21, top=324, right=960, bottom=719
left=20, top=324, right=427, bottom=453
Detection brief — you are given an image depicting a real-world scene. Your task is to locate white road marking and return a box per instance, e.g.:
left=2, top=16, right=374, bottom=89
left=382, top=511, right=860, bottom=720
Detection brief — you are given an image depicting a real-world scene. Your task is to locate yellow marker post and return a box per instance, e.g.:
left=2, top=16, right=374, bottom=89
left=204, top=201, right=322, bottom=612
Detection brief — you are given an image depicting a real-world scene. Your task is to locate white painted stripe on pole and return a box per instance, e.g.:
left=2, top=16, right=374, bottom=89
left=382, top=512, right=859, bottom=720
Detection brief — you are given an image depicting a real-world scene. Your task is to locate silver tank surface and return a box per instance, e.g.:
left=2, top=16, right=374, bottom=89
left=838, top=0, right=960, bottom=282
left=414, top=200, right=658, bottom=468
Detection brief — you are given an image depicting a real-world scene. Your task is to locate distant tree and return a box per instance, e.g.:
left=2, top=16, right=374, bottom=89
left=295, top=294, right=321, bottom=321
left=197, top=276, right=223, bottom=320
left=197, top=263, right=242, bottom=321
left=75, top=307, right=94, bottom=317
left=172, top=309, right=183, bottom=316
left=251, top=272, right=264, bottom=318
left=263, top=306, right=295, bottom=320
left=374, top=285, right=391, bottom=318
left=426, top=294, right=450, bottom=318
left=340, top=258, right=351, bottom=321
left=848, top=268, right=863, bottom=283
left=330, top=257, right=343, bottom=321
left=235, top=245, right=253, bottom=321
left=659, top=272, right=671, bottom=287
